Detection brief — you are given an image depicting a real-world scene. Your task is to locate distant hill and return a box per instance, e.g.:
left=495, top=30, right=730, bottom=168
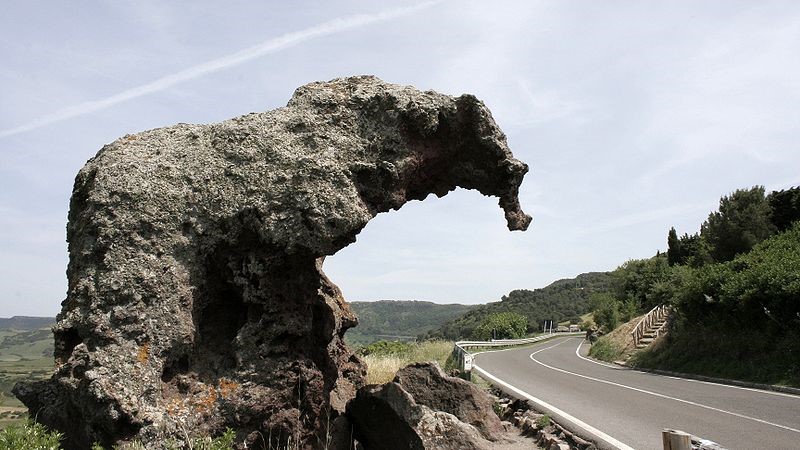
left=0, top=317, right=55, bottom=411
left=346, top=300, right=475, bottom=345
left=424, top=272, right=614, bottom=340
left=0, top=316, right=54, bottom=331
left=0, top=317, right=54, bottom=362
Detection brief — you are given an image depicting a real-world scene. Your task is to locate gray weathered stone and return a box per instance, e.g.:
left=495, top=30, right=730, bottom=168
left=14, top=75, right=530, bottom=449
left=347, top=382, right=493, bottom=450
left=393, top=362, right=504, bottom=440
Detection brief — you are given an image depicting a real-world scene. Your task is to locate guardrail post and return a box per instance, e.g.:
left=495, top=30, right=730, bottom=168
left=662, top=429, right=691, bottom=450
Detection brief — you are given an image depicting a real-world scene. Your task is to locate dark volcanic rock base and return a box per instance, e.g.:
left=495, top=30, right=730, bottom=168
left=14, top=75, right=530, bottom=449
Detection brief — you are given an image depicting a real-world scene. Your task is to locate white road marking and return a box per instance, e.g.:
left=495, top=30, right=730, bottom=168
left=575, top=340, right=800, bottom=399
left=530, top=339, right=800, bottom=435
left=574, top=341, right=620, bottom=369
left=472, top=363, right=635, bottom=450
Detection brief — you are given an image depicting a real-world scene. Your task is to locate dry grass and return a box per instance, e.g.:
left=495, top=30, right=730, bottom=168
left=363, top=340, right=453, bottom=384
left=589, top=314, right=643, bottom=362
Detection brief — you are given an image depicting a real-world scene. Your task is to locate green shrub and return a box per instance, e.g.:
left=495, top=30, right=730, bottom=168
left=536, top=414, right=551, bottom=429
left=474, top=312, right=528, bottom=340
left=590, top=293, right=620, bottom=333
left=0, top=420, right=62, bottom=450
left=588, top=337, right=624, bottom=362
left=189, top=428, right=236, bottom=450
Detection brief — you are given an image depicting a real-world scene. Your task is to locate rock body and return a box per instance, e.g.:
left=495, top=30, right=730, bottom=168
left=348, top=363, right=509, bottom=450
left=14, top=75, right=530, bottom=449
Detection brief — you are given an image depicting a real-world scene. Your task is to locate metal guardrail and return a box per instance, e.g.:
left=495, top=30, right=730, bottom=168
left=453, top=331, right=584, bottom=371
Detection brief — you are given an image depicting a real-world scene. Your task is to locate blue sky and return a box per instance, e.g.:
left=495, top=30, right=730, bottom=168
left=1, top=1, right=798, bottom=316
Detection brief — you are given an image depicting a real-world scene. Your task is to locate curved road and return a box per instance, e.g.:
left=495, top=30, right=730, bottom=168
left=474, top=337, right=800, bottom=450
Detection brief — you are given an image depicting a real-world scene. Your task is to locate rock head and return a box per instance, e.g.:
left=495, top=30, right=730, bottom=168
left=14, top=75, right=530, bottom=449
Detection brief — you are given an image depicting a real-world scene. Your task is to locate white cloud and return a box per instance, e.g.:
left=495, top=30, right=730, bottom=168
left=514, top=78, right=590, bottom=126
left=576, top=203, right=713, bottom=237
left=0, top=0, right=441, bottom=139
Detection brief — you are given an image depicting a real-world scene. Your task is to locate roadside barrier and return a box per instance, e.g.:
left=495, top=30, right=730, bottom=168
left=453, top=331, right=584, bottom=372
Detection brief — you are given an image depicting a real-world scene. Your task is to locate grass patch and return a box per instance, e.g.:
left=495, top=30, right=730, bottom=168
left=536, top=414, right=551, bottom=429
left=0, top=357, right=52, bottom=411
left=585, top=314, right=644, bottom=363
left=588, top=337, right=624, bottom=362
left=361, top=340, right=453, bottom=384
left=468, top=372, right=492, bottom=390
left=0, top=420, right=62, bottom=449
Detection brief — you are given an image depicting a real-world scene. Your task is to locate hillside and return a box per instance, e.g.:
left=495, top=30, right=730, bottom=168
left=0, top=318, right=54, bottom=427
left=0, top=316, right=54, bottom=331
left=424, top=272, right=614, bottom=340
left=346, top=300, right=475, bottom=345
left=586, top=186, right=800, bottom=386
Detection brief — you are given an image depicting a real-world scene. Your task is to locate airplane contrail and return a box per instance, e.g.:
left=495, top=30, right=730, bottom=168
left=0, top=1, right=441, bottom=139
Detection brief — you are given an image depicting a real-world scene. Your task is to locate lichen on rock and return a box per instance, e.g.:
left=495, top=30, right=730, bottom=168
left=14, top=75, right=530, bottom=449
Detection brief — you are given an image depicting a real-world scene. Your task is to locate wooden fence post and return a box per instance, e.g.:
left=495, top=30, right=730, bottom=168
left=662, top=429, right=692, bottom=450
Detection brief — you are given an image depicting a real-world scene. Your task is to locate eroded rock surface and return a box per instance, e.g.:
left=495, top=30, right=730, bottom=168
left=14, top=75, right=530, bottom=449
left=347, top=382, right=494, bottom=450
left=394, top=362, right=504, bottom=441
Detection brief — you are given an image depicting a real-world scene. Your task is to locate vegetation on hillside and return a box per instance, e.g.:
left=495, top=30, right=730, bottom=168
left=589, top=256, right=673, bottom=333
left=592, top=185, right=800, bottom=386
left=0, top=322, right=55, bottom=429
left=635, top=221, right=800, bottom=384
left=474, top=312, right=527, bottom=340
left=346, top=300, right=474, bottom=345
left=0, top=317, right=54, bottom=332
left=425, top=272, right=614, bottom=340
left=588, top=315, right=643, bottom=362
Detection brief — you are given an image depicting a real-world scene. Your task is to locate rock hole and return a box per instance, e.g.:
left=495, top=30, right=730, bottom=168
left=193, top=284, right=248, bottom=377
left=55, top=328, right=82, bottom=362
left=161, top=353, right=190, bottom=383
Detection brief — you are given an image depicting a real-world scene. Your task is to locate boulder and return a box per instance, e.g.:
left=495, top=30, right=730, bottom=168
left=14, top=75, right=530, bottom=449
left=347, top=382, right=493, bottom=450
left=393, top=362, right=504, bottom=440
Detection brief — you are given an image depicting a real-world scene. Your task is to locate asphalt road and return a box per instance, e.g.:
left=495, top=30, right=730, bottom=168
left=473, top=337, right=800, bottom=450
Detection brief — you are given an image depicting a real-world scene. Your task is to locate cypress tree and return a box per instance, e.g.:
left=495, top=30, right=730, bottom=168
left=667, top=227, right=681, bottom=266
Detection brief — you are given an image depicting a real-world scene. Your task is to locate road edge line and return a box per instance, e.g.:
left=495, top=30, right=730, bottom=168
left=472, top=363, right=635, bottom=450
left=576, top=340, right=800, bottom=398
left=530, top=341, right=800, bottom=435
left=575, top=341, right=621, bottom=369
left=631, top=366, right=800, bottom=397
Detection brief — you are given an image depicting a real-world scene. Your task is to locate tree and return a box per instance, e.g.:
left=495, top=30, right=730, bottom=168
left=614, top=256, right=671, bottom=311
left=679, top=232, right=712, bottom=267
left=474, top=312, right=528, bottom=340
left=667, top=227, right=681, bottom=266
left=768, top=186, right=800, bottom=232
left=675, top=222, right=800, bottom=332
left=590, top=293, right=620, bottom=333
left=701, top=186, right=777, bottom=262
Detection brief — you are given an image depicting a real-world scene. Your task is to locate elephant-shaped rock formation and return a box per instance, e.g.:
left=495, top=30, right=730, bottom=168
left=14, top=75, right=530, bottom=449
